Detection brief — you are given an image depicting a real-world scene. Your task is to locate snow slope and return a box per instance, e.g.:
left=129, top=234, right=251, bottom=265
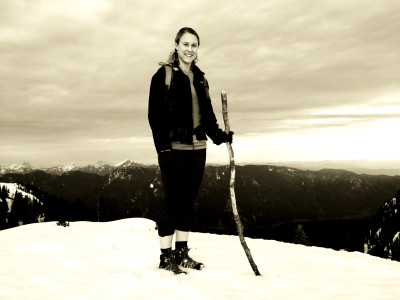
left=0, top=182, right=40, bottom=212
left=0, top=218, right=399, bottom=300
left=0, top=183, right=38, bottom=201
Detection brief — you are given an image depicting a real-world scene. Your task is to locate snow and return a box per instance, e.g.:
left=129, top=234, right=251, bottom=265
left=0, top=182, right=39, bottom=211
left=115, top=159, right=131, bottom=167
left=1, top=218, right=399, bottom=300
left=0, top=183, right=37, bottom=201
left=62, top=163, right=76, bottom=172
left=0, top=162, right=32, bottom=175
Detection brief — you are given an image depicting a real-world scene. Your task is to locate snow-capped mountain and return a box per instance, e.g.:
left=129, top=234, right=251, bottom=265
left=78, top=161, right=115, bottom=176
left=0, top=162, right=77, bottom=175
left=0, top=162, right=33, bottom=175
left=115, top=159, right=143, bottom=169
left=62, top=163, right=76, bottom=172
left=0, top=160, right=144, bottom=176
left=44, top=163, right=77, bottom=175
left=79, top=160, right=143, bottom=177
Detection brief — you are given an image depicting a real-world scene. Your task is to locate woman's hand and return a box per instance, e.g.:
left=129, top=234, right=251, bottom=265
left=214, top=130, right=234, bottom=145
left=225, top=131, right=234, bottom=144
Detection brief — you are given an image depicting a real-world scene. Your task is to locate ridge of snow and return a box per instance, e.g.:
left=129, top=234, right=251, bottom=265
left=1, top=218, right=399, bottom=299
left=0, top=182, right=39, bottom=212
left=115, top=159, right=132, bottom=168
left=20, top=162, right=32, bottom=168
left=0, top=162, right=33, bottom=175
left=0, top=182, right=38, bottom=202
left=62, top=163, right=76, bottom=172
left=94, top=161, right=111, bottom=167
left=0, top=160, right=143, bottom=176
left=41, top=163, right=79, bottom=174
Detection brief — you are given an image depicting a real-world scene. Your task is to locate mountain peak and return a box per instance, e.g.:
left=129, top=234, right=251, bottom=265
left=115, top=159, right=131, bottom=167
left=21, top=162, right=32, bottom=168
left=114, top=159, right=141, bottom=168
left=0, top=160, right=144, bottom=176
left=0, top=162, right=33, bottom=175
left=62, top=163, right=76, bottom=172
left=95, top=161, right=111, bottom=167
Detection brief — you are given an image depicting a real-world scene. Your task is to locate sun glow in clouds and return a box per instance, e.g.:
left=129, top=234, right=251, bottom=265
left=226, top=118, right=400, bottom=164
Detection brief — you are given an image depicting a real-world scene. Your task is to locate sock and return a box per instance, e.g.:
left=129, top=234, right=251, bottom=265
left=175, top=241, right=188, bottom=249
left=161, top=247, right=172, bottom=255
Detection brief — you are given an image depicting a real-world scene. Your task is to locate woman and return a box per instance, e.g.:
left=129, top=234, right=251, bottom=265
left=148, top=27, right=233, bottom=274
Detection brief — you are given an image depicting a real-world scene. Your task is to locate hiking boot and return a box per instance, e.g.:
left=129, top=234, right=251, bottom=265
left=159, top=253, right=187, bottom=275
left=174, top=247, right=204, bottom=270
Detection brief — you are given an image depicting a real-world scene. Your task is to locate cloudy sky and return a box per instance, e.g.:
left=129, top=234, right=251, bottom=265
left=1, top=0, right=399, bottom=167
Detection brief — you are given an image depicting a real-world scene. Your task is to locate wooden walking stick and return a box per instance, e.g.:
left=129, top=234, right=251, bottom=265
left=221, top=91, right=261, bottom=276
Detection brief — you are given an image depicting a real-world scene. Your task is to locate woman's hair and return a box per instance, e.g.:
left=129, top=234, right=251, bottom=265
left=160, top=27, right=200, bottom=67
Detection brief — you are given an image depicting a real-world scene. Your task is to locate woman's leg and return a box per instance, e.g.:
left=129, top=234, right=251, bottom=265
left=175, top=149, right=206, bottom=234
left=158, top=149, right=206, bottom=243
left=172, top=149, right=206, bottom=270
left=176, top=230, right=189, bottom=242
left=159, top=235, right=174, bottom=250
left=156, top=151, right=187, bottom=274
left=157, top=151, right=177, bottom=239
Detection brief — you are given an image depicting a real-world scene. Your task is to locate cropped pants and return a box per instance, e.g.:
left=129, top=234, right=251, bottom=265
left=157, top=149, right=206, bottom=237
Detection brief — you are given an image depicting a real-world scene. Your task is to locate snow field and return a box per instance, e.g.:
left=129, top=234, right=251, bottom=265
left=0, top=218, right=399, bottom=300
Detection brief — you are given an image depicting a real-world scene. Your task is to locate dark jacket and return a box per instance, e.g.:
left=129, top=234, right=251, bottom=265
left=148, top=64, right=224, bottom=153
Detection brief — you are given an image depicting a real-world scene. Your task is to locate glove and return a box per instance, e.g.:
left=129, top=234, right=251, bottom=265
left=158, top=149, right=172, bottom=167
left=225, top=131, right=234, bottom=144
left=214, top=130, right=234, bottom=145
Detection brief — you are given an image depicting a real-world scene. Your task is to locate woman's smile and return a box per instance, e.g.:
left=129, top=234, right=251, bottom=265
left=176, top=32, right=199, bottom=69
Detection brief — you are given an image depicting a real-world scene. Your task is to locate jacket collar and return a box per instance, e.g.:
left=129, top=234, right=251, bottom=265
left=173, top=64, right=204, bottom=76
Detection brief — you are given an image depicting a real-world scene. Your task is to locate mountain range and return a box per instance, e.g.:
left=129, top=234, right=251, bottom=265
left=2, top=159, right=400, bottom=176
left=0, top=160, right=146, bottom=176
left=1, top=161, right=400, bottom=254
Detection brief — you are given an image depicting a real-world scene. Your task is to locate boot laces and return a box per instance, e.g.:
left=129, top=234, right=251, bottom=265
left=160, top=253, right=186, bottom=274
left=175, top=248, right=203, bottom=269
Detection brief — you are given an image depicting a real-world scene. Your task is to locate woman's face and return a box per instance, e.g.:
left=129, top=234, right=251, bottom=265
left=175, top=33, right=199, bottom=68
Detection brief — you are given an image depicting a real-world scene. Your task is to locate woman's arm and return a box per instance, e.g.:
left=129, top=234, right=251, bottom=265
left=201, top=77, right=233, bottom=145
left=148, top=67, right=172, bottom=152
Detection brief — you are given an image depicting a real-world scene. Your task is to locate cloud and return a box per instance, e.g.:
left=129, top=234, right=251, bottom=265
left=1, top=0, right=400, bottom=166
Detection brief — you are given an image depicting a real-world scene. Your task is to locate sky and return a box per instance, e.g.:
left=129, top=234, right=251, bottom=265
left=1, top=0, right=400, bottom=167
left=1, top=217, right=400, bottom=299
